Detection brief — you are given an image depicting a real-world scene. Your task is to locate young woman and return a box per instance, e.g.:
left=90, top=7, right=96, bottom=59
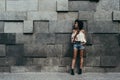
left=70, top=19, right=87, bottom=75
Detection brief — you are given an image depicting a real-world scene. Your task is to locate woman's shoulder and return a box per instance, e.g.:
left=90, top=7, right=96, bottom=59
left=72, top=29, right=77, bottom=33
left=80, top=29, right=85, bottom=33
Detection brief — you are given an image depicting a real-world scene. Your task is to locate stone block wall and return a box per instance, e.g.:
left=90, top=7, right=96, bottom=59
left=0, top=0, right=120, bottom=73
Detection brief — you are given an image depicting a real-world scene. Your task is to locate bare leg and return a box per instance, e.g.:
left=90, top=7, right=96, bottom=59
left=71, top=48, right=78, bottom=69
left=80, top=50, right=84, bottom=69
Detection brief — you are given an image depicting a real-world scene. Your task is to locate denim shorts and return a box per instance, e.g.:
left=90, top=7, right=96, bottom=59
left=73, top=42, right=85, bottom=50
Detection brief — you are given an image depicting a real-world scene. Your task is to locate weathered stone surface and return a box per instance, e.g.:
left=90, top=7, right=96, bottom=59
left=35, top=33, right=55, bottom=44
left=55, top=33, right=71, bottom=44
left=4, top=22, right=23, bottom=33
left=0, top=66, right=10, bottom=72
left=24, top=44, right=47, bottom=58
left=0, top=58, right=8, bottom=66
left=34, top=21, right=49, bottom=33
left=86, top=33, right=93, bottom=45
left=57, top=12, right=78, bottom=20
left=16, top=33, right=35, bottom=44
left=79, top=11, right=94, bottom=20
left=0, top=12, right=27, bottom=20
left=38, top=0, right=56, bottom=11
left=0, top=0, right=5, bottom=11
left=11, top=66, right=41, bottom=73
left=49, top=20, right=73, bottom=33
left=62, top=44, right=73, bottom=57
left=28, top=11, right=57, bottom=20
left=88, top=21, right=119, bottom=33
left=24, top=21, right=33, bottom=33
left=83, top=67, right=105, bottom=72
left=6, top=0, right=38, bottom=11
left=0, top=21, right=4, bottom=33
left=60, top=57, right=72, bottom=66
left=96, top=0, right=119, bottom=11
left=41, top=66, right=68, bottom=72
left=57, top=0, right=68, bottom=11
left=94, top=11, right=112, bottom=21
left=112, top=11, right=120, bottom=21
left=46, top=45, right=62, bottom=57
left=69, top=1, right=96, bottom=11
left=85, top=56, right=100, bottom=67
left=23, top=58, right=33, bottom=66
left=0, top=33, right=16, bottom=44
left=0, top=45, right=6, bottom=56
left=100, top=56, right=118, bottom=67
left=6, top=44, right=24, bottom=66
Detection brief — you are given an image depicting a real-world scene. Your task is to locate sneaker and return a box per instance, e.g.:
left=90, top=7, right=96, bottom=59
left=78, top=68, right=82, bottom=74
left=70, top=69, right=75, bottom=75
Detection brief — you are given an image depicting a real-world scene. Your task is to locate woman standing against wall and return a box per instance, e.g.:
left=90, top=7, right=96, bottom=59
left=70, top=19, right=87, bottom=75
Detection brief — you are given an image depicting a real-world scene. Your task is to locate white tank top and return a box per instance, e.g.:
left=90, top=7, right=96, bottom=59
left=71, top=30, right=87, bottom=43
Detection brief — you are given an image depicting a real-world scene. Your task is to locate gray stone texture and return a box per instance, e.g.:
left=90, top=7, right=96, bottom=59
left=100, top=56, right=118, bottom=67
left=0, top=21, right=4, bottom=33
left=24, top=21, right=33, bottom=33
left=28, top=11, right=57, bottom=20
left=4, top=22, right=23, bottom=33
left=0, top=33, right=16, bottom=44
left=6, top=44, right=24, bottom=66
left=88, top=21, right=119, bottom=33
left=0, top=0, right=5, bottom=11
left=96, top=0, right=119, bottom=11
left=57, top=12, right=78, bottom=20
left=0, top=12, right=27, bottom=20
left=6, top=0, right=38, bottom=11
left=34, top=21, right=49, bottom=33
left=57, top=0, right=68, bottom=11
left=38, top=0, right=56, bottom=11
left=69, top=1, right=97, bottom=11
left=0, top=45, right=6, bottom=57
left=49, top=20, right=73, bottom=33
left=112, top=11, right=120, bottom=21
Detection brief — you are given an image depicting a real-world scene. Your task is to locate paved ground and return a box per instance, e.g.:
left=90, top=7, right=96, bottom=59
left=0, top=72, right=120, bottom=80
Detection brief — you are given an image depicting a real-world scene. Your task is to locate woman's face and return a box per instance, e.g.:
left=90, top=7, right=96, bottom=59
left=74, top=22, right=78, bottom=29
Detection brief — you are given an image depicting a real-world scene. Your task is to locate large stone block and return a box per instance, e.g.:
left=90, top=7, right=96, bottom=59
left=79, top=11, right=94, bottom=20
left=6, top=0, right=38, bottom=11
left=57, top=12, right=78, bottom=20
left=4, top=22, right=23, bottom=33
left=112, top=11, right=120, bottom=21
left=0, top=0, right=5, bottom=11
left=100, top=56, right=118, bottom=67
left=69, top=1, right=96, bottom=11
left=57, top=0, right=68, bottom=11
left=0, top=66, right=10, bottom=72
left=85, top=56, right=100, bottom=67
left=62, top=44, right=73, bottom=57
left=6, top=44, right=24, bottom=66
left=46, top=44, right=62, bottom=57
left=35, top=33, right=55, bottom=44
left=34, top=21, right=49, bottom=33
left=60, top=57, right=72, bottom=66
left=83, top=67, right=105, bottom=72
left=28, top=11, right=57, bottom=20
left=86, top=33, right=93, bottom=45
left=0, top=22, right=4, bottom=33
left=0, top=33, right=16, bottom=44
left=0, top=12, right=27, bottom=20
left=94, top=11, right=112, bottom=21
left=24, top=21, right=33, bottom=33
left=88, top=21, right=119, bottom=33
left=38, top=0, right=56, bottom=11
left=0, top=58, right=8, bottom=66
left=55, top=33, right=71, bottom=44
left=24, top=44, right=47, bottom=58
left=16, top=33, right=35, bottom=44
left=0, top=45, right=6, bottom=56
left=49, top=20, right=73, bottom=33
left=11, top=66, right=41, bottom=73
left=96, top=0, right=119, bottom=11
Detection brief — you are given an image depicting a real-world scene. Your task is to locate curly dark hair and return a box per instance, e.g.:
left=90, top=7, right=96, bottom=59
left=73, top=19, right=84, bottom=30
